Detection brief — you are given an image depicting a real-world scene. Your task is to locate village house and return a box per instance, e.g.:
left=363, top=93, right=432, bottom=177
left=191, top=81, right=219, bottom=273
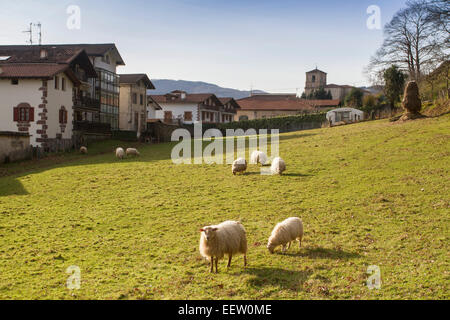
left=149, top=91, right=238, bottom=124
left=218, top=98, right=241, bottom=123
left=236, top=94, right=339, bottom=121
left=118, top=74, right=155, bottom=136
left=0, top=45, right=98, bottom=151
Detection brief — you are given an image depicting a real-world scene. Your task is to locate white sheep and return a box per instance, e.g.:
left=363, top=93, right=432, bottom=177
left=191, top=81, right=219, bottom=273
left=199, top=221, right=248, bottom=273
left=270, top=157, right=286, bottom=175
left=267, top=217, right=303, bottom=254
left=126, top=148, right=140, bottom=157
left=232, top=158, right=247, bottom=175
left=115, top=147, right=125, bottom=160
left=250, top=150, right=268, bottom=166
left=80, top=146, right=88, bottom=154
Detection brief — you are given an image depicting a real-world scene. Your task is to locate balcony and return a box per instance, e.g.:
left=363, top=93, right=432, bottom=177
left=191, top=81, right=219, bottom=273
left=74, top=96, right=101, bottom=110
left=73, top=121, right=111, bottom=134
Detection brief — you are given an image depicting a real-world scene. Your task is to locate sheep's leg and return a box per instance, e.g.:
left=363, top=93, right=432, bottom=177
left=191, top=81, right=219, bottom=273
left=215, top=257, right=219, bottom=273
left=227, top=255, right=232, bottom=268
left=244, top=255, right=247, bottom=268
left=210, top=258, right=214, bottom=273
left=299, top=238, right=302, bottom=248
left=288, top=242, right=292, bottom=250
left=282, top=245, right=287, bottom=253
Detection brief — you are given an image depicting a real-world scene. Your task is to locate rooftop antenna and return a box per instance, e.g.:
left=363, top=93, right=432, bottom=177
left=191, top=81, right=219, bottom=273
left=23, top=23, right=33, bottom=45
left=34, top=22, right=42, bottom=45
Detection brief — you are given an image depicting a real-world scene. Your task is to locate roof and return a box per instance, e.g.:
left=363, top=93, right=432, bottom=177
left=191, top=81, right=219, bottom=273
left=325, top=84, right=355, bottom=89
left=150, top=92, right=222, bottom=105
left=236, top=99, right=315, bottom=111
left=306, top=68, right=327, bottom=74
left=119, top=74, right=155, bottom=89
left=0, top=48, right=97, bottom=80
left=0, top=44, right=125, bottom=65
left=147, top=96, right=163, bottom=110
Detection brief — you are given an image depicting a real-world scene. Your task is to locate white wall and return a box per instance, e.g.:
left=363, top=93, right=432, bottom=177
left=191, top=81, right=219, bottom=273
left=46, top=73, right=74, bottom=141
left=0, top=79, right=41, bottom=145
left=326, top=108, right=364, bottom=124
left=155, top=103, right=199, bottom=124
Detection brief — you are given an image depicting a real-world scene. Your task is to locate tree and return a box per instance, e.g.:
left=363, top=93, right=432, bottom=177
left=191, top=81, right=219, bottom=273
left=368, top=0, right=445, bottom=82
left=345, top=88, right=364, bottom=108
left=383, top=65, right=407, bottom=108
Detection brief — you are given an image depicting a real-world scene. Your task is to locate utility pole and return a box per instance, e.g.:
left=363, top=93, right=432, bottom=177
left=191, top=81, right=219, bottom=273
left=23, top=23, right=33, bottom=45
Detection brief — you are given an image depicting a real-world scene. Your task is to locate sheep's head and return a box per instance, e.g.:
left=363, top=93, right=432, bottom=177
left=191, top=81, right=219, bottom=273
left=267, top=242, right=275, bottom=254
left=200, top=227, right=218, bottom=242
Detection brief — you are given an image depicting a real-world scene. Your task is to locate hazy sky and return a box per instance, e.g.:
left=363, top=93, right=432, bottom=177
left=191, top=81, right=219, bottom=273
left=0, top=0, right=408, bottom=93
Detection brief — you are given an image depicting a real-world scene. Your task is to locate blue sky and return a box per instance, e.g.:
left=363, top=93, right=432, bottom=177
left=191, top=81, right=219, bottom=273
left=0, top=0, right=407, bottom=92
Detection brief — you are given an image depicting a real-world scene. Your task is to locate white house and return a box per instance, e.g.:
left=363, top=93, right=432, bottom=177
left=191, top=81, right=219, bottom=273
left=149, top=91, right=230, bottom=124
left=326, top=108, right=364, bottom=125
left=0, top=46, right=97, bottom=151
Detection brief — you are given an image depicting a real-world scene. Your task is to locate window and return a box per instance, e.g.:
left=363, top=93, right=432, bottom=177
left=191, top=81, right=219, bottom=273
left=133, top=93, right=137, bottom=104
left=61, top=78, right=66, bottom=91
left=54, top=76, right=59, bottom=90
left=164, top=111, right=173, bottom=122
left=239, top=115, right=249, bottom=121
left=13, top=103, right=34, bottom=122
left=312, top=75, right=316, bottom=83
left=59, top=107, right=68, bottom=124
left=11, top=79, right=19, bottom=85
left=184, top=111, right=192, bottom=121
left=140, top=94, right=144, bottom=105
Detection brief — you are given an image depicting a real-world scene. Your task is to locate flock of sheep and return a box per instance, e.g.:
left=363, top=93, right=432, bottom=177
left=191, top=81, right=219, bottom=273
left=233, top=150, right=286, bottom=176
left=80, top=146, right=294, bottom=273
left=200, top=217, right=303, bottom=273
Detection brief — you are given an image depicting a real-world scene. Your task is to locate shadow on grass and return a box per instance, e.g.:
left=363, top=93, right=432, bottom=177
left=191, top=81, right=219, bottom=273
left=0, top=178, right=29, bottom=196
left=244, top=267, right=313, bottom=291
left=281, top=247, right=361, bottom=260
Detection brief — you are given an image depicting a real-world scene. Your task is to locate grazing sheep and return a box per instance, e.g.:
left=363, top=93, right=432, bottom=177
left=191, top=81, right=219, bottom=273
left=199, top=221, right=248, bottom=273
left=232, top=158, right=247, bottom=175
left=115, top=147, right=125, bottom=160
left=267, top=217, right=303, bottom=254
left=270, top=157, right=286, bottom=175
left=126, top=148, right=140, bottom=157
left=80, top=146, right=88, bottom=154
left=250, top=150, right=268, bottom=166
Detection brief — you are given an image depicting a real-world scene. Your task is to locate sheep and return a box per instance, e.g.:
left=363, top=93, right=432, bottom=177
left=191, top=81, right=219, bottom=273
left=270, top=157, right=286, bottom=175
left=115, top=147, right=125, bottom=160
left=126, top=148, right=140, bottom=157
left=199, top=221, right=248, bottom=273
left=250, top=150, right=268, bottom=166
left=267, top=217, right=303, bottom=254
left=79, top=146, right=88, bottom=154
left=232, top=158, right=247, bottom=175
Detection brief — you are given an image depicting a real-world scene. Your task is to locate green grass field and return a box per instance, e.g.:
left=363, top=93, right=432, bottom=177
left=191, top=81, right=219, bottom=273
left=0, top=115, right=449, bottom=300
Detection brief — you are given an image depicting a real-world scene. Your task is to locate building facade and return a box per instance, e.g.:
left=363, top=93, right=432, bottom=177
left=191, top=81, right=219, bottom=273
left=150, top=91, right=234, bottom=124
left=119, top=74, right=155, bottom=135
left=0, top=46, right=97, bottom=151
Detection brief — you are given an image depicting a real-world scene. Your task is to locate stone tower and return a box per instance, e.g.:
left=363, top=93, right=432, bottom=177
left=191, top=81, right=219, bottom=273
left=305, top=68, right=327, bottom=96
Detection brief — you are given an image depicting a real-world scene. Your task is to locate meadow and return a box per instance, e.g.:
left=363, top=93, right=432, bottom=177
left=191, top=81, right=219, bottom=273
left=0, top=115, right=449, bottom=300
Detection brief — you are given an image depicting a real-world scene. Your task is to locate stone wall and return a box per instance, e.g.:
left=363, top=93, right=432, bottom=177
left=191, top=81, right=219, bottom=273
left=0, top=132, right=32, bottom=163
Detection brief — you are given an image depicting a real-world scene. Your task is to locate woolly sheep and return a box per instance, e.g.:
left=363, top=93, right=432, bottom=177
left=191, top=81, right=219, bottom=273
left=250, top=150, right=268, bottom=166
left=80, top=146, right=88, bottom=154
left=270, top=157, right=286, bottom=175
left=199, top=221, right=248, bottom=273
left=115, top=147, right=125, bottom=160
left=232, top=158, right=247, bottom=175
left=126, top=148, right=140, bottom=157
left=267, top=217, right=303, bottom=254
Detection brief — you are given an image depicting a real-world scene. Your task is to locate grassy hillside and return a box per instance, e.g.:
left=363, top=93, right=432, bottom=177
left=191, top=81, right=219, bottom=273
left=0, top=115, right=449, bottom=300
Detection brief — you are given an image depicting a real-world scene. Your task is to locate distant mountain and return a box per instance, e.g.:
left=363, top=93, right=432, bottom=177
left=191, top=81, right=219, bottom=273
left=149, top=79, right=266, bottom=100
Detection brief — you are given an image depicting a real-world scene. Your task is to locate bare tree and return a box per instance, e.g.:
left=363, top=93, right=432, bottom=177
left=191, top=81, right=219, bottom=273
left=367, top=0, right=446, bottom=83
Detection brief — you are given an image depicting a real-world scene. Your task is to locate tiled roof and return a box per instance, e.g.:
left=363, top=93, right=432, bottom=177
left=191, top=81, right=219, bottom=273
left=119, top=74, right=155, bottom=89
left=236, top=99, right=315, bottom=111
left=305, top=99, right=340, bottom=107
left=151, top=93, right=218, bottom=104
left=0, top=63, right=68, bottom=78
left=0, top=44, right=125, bottom=65
left=306, top=68, right=327, bottom=74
